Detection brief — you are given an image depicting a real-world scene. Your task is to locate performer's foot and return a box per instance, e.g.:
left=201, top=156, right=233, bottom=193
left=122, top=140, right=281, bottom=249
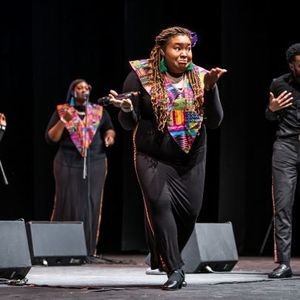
left=84, top=255, right=106, bottom=264
left=145, top=268, right=166, bottom=275
left=268, top=264, right=293, bottom=278
left=162, top=269, right=187, bottom=291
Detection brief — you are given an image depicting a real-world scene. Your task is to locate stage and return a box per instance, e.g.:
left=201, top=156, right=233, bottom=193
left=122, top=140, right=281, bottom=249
left=1, top=255, right=300, bottom=299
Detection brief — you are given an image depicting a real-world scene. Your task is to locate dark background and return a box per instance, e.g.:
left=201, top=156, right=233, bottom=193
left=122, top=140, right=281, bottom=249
left=0, top=0, right=299, bottom=256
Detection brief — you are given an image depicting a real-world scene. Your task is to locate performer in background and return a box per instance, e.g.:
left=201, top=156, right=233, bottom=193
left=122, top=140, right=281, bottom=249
left=266, top=43, right=300, bottom=278
left=45, top=79, right=115, bottom=259
left=110, top=26, right=226, bottom=290
left=0, top=113, right=6, bottom=142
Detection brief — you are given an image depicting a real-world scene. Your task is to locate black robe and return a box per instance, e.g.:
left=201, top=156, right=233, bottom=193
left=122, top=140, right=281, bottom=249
left=46, top=105, right=114, bottom=256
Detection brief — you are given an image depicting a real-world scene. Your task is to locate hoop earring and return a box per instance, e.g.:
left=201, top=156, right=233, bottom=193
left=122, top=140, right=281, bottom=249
left=159, top=58, right=168, bottom=73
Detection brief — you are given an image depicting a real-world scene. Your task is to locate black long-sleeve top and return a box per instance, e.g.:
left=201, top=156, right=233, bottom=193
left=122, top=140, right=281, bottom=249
left=119, top=71, right=223, bottom=166
left=265, top=73, right=300, bottom=138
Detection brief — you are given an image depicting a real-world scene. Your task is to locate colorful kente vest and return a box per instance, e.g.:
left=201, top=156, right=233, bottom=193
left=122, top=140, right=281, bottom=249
left=129, top=59, right=207, bottom=153
left=57, top=103, right=103, bottom=157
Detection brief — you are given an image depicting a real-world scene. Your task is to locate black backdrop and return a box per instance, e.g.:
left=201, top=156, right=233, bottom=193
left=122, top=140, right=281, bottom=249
left=0, top=0, right=299, bottom=256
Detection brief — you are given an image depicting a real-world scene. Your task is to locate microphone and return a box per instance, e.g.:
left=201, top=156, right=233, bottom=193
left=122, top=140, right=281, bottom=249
left=97, top=91, right=140, bottom=106
left=83, top=91, right=90, bottom=100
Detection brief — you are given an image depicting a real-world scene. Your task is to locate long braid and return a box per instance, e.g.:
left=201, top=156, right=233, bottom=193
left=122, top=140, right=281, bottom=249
left=148, top=27, right=204, bottom=131
left=187, top=71, right=205, bottom=115
left=148, top=46, right=169, bottom=131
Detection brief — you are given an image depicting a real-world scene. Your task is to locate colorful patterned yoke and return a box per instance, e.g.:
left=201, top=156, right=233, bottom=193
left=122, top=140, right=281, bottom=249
left=130, top=59, right=207, bottom=153
left=57, top=103, right=103, bottom=156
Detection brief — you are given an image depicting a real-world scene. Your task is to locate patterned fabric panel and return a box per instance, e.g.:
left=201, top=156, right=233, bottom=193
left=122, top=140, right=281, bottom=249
left=129, top=59, right=206, bottom=153
left=57, top=103, right=103, bottom=156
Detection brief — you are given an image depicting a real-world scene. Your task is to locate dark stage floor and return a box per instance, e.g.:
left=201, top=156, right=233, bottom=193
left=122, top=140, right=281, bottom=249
left=1, top=255, right=300, bottom=299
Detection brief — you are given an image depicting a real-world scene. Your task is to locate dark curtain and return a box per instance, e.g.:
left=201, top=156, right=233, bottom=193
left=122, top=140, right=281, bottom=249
left=219, top=1, right=300, bottom=255
left=0, top=0, right=299, bottom=255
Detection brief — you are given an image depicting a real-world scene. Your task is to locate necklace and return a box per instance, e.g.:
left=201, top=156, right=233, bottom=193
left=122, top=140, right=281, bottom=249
left=77, top=111, right=85, bottom=116
left=166, top=72, right=186, bottom=93
left=166, top=72, right=184, bottom=83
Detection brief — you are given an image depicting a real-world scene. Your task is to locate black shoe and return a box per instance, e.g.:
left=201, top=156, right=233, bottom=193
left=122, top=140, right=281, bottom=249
left=84, top=255, right=106, bottom=264
left=268, top=264, right=293, bottom=279
left=162, top=269, right=187, bottom=291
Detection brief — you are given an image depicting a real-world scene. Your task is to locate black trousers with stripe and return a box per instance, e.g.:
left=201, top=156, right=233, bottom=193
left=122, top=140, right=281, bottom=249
left=272, top=137, right=300, bottom=263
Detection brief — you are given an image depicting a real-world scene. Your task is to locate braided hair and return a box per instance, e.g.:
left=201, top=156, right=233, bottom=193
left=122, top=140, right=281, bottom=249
left=148, top=26, right=204, bottom=131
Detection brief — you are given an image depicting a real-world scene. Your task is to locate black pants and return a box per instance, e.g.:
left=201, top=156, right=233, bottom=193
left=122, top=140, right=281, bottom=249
left=135, top=151, right=206, bottom=274
left=272, top=137, right=300, bottom=263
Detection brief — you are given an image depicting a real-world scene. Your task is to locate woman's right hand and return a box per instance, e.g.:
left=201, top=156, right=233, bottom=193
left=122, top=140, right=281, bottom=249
left=108, top=90, right=133, bottom=112
left=62, top=110, right=73, bottom=122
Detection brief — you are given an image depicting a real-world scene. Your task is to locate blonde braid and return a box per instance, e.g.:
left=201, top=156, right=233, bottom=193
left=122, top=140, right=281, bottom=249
left=187, top=71, right=204, bottom=115
left=148, top=46, right=169, bottom=131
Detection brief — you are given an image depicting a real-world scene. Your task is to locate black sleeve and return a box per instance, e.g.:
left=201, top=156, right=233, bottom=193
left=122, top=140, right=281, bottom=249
left=100, top=109, right=115, bottom=133
left=45, top=110, right=60, bottom=145
left=265, top=79, right=281, bottom=122
left=203, top=85, right=224, bottom=129
left=118, top=71, right=140, bottom=130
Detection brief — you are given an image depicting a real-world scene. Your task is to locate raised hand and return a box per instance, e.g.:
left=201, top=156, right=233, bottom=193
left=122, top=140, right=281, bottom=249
left=108, top=90, right=133, bottom=112
left=0, top=113, right=6, bottom=127
left=269, top=91, right=293, bottom=112
left=204, top=68, right=227, bottom=91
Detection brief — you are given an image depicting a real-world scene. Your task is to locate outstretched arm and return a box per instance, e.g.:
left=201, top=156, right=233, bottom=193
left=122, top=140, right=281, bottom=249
left=109, top=71, right=141, bottom=131
left=203, top=67, right=226, bottom=129
left=204, top=85, right=223, bottom=129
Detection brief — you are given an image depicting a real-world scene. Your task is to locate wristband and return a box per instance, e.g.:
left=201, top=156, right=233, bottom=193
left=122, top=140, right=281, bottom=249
left=121, top=105, right=133, bottom=113
left=60, top=117, right=67, bottom=124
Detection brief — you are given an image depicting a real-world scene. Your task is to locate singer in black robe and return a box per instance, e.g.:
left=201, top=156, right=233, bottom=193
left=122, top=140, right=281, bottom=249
left=45, top=79, right=115, bottom=257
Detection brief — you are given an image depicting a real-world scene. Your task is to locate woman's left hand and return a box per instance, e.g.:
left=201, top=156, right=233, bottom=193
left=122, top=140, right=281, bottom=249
left=204, top=68, right=227, bottom=91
